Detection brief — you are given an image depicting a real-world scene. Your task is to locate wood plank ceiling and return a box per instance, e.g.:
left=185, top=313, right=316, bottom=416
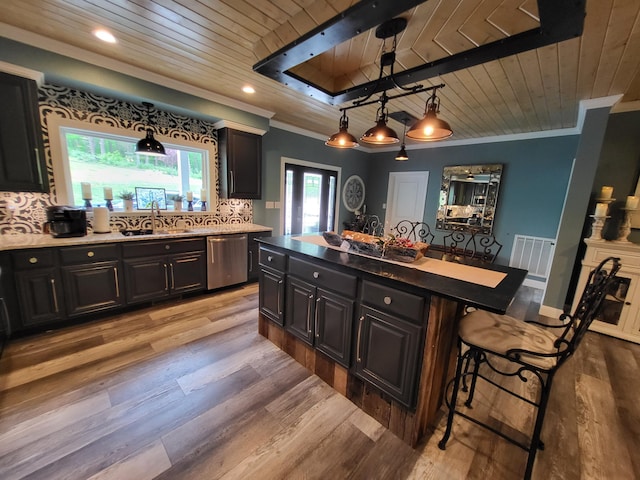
left=0, top=0, right=639, bottom=145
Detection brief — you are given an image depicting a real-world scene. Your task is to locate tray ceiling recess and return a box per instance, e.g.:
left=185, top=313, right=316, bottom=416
left=253, top=0, right=587, bottom=106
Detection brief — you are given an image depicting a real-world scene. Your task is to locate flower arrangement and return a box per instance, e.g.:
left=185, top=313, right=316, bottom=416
left=168, top=194, right=184, bottom=201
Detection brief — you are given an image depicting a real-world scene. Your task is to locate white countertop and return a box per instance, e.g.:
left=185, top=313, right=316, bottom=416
left=0, top=224, right=272, bottom=251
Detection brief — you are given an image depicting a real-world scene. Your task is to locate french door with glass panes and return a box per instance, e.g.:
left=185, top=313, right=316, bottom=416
left=284, top=164, right=337, bottom=235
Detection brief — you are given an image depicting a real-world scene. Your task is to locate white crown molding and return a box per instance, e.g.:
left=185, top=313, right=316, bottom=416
left=0, top=60, right=44, bottom=85
left=0, top=23, right=275, bottom=120
left=213, top=120, right=267, bottom=136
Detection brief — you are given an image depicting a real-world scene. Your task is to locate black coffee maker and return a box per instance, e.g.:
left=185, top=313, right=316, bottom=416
left=46, top=206, right=87, bottom=237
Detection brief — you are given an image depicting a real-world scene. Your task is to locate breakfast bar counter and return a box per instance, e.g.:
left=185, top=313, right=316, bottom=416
left=256, top=234, right=527, bottom=447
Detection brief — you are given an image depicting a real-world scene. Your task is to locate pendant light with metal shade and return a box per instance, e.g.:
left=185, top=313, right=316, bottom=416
left=406, top=88, right=453, bottom=141
left=136, top=102, right=166, bottom=156
left=360, top=92, right=399, bottom=145
left=325, top=111, right=359, bottom=148
left=395, top=119, right=409, bottom=161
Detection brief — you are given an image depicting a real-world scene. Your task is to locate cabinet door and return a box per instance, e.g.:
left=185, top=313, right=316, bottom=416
left=62, top=261, right=124, bottom=317
left=123, top=257, right=169, bottom=304
left=285, top=276, right=315, bottom=345
left=219, top=128, right=261, bottom=199
left=15, top=268, right=64, bottom=327
left=315, top=288, right=354, bottom=367
left=259, top=268, right=284, bottom=325
left=0, top=72, right=47, bottom=192
left=354, top=305, right=423, bottom=408
left=169, top=252, right=206, bottom=294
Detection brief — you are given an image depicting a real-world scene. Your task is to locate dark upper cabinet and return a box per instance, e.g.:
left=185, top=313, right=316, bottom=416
left=218, top=128, right=262, bottom=199
left=0, top=72, right=48, bottom=192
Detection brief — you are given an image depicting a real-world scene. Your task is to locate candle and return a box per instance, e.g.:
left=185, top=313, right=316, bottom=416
left=600, top=186, right=613, bottom=199
left=81, top=182, right=92, bottom=199
left=103, top=187, right=113, bottom=200
left=200, top=189, right=207, bottom=202
left=186, top=191, right=193, bottom=201
left=594, top=203, right=608, bottom=217
left=626, top=195, right=639, bottom=210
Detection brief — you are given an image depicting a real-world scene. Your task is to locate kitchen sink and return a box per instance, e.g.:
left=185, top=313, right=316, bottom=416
left=120, top=228, right=191, bottom=236
left=154, top=228, right=192, bottom=234
left=120, top=229, right=154, bottom=236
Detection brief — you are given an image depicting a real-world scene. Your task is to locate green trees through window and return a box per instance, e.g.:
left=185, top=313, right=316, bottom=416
left=64, top=129, right=206, bottom=209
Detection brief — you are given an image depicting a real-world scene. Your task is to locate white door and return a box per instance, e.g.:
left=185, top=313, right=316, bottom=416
left=384, top=171, right=429, bottom=232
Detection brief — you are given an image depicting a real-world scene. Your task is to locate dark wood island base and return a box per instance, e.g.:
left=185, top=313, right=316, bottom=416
left=256, top=236, right=526, bottom=447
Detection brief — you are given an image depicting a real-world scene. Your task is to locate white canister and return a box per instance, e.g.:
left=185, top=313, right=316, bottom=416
left=93, top=207, right=110, bottom=233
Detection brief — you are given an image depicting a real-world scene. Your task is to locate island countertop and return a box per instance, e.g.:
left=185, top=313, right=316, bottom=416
left=257, top=234, right=527, bottom=314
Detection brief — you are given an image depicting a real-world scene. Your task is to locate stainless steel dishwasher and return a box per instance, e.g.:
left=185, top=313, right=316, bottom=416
left=207, top=234, right=248, bottom=289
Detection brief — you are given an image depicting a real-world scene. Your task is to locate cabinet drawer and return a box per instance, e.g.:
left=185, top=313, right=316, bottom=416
left=361, top=280, right=425, bottom=322
left=289, top=257, right=357, bottom=298
left=12, top=249, right=56, bottom=270
left=122, top=238, right=205, bottom=258
left=259, top=247, right=286, bottom=272
left=60, top=244, right=119, bottom=264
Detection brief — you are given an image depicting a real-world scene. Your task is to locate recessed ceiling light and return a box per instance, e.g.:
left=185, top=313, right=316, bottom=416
left=242, top=85, right=255, bottom=94
left=93, top=29, right=116, bottom=43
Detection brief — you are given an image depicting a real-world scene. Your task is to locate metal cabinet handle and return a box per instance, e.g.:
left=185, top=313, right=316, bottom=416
left=163, top=263, right=169, bottom=291
left=165, top=244, right=171, bottom=250
left=113, top=266, right=120, bottom=298
left=169, top=263, right=175, bottom=290
left=0, top=297, right=11, bottom=335
left=87, top=251, right=95, bottom=257
left=248, top=250, right=253, bottom=272
left=315, top=297, right=320, bottom=338
left=50, top=278, right=59, bottom=313
left=384, top=296, right=392, bottom=305
left=307, top=293, right=314, bottom=334
left=268, top=255, right=273, bottom=262
left=277, top=279, right=283, bottom=315
left=29, top=257, right=38, bottom=264
left=230, top=170, right=234, bottom=193
left=313, top=271, right=319, bottom=279
left=356, top=315, right=364, bottom=362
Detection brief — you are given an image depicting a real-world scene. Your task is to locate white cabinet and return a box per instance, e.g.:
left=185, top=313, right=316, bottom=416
left=574, top=239, right=640, bottom=343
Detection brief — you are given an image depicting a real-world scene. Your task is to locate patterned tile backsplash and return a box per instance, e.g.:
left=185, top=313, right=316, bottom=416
left=0, top=84, right=252, bottom=235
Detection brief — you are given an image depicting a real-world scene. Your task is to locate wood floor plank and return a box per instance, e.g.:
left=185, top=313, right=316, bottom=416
left=85, top=440, right=172, bottom=480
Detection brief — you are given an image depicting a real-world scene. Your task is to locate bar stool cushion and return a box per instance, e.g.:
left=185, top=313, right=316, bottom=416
left=459, top=310, right=560, bottom=370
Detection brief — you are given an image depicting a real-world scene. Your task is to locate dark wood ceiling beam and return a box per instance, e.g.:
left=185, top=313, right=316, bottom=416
left=253, top=0, right=586, bottom=107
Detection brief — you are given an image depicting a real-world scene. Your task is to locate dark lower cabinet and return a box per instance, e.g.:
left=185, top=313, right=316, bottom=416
left=123, top=252, right=205, bottom=304
left=285, top=276, right=354, bottom=367
left=258, top=267, right=285, bottom=326
left=248, top=231, right=270, bottom=282
left=62, top=261, right=124, bottom=317
left=354, top=305, right=423, bottom=408
left=285, top=276, right=315, bottom=344
left=15, top=267, right=64, bottom=327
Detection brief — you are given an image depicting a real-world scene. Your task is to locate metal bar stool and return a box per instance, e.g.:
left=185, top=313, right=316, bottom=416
left=438, top=256, right=621, bottom=480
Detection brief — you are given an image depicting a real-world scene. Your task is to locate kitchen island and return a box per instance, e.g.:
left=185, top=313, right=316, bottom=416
left=256, top=234, right=527, bottom=447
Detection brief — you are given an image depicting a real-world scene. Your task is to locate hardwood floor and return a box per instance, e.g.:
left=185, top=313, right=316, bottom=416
left=0, top=283, right=638, bottom=479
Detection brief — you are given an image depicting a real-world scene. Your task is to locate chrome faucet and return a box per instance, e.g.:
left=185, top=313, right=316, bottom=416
left=150, top=200, right=161, bottom=233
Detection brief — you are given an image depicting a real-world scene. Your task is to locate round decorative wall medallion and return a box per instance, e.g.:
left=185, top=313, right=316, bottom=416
left=342, top=175, right=365, bottom=212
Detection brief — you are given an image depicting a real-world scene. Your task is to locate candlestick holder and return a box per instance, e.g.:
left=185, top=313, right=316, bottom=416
left=617, top=208, right=637, bottom=242
left=187, top=200, right=193, bottom=211
left=589, top=215, right=609, bottom=240
left=83, top=198, right=93, bottom=211
left=105, top=199, right=113, bottom=211
left=201, top=200, right=207, bottom=212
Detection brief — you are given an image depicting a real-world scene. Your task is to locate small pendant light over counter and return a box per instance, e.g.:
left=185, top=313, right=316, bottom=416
left=395, top=118, right=409, bottom=161
left=136, top=102, right=166, bottom=156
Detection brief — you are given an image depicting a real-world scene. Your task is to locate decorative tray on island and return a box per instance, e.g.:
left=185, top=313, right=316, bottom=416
left=322, top=230, right=429, bottom=263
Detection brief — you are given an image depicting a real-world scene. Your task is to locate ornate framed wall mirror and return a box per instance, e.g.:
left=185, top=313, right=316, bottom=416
left=436, top=164, right=503, bottom=234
